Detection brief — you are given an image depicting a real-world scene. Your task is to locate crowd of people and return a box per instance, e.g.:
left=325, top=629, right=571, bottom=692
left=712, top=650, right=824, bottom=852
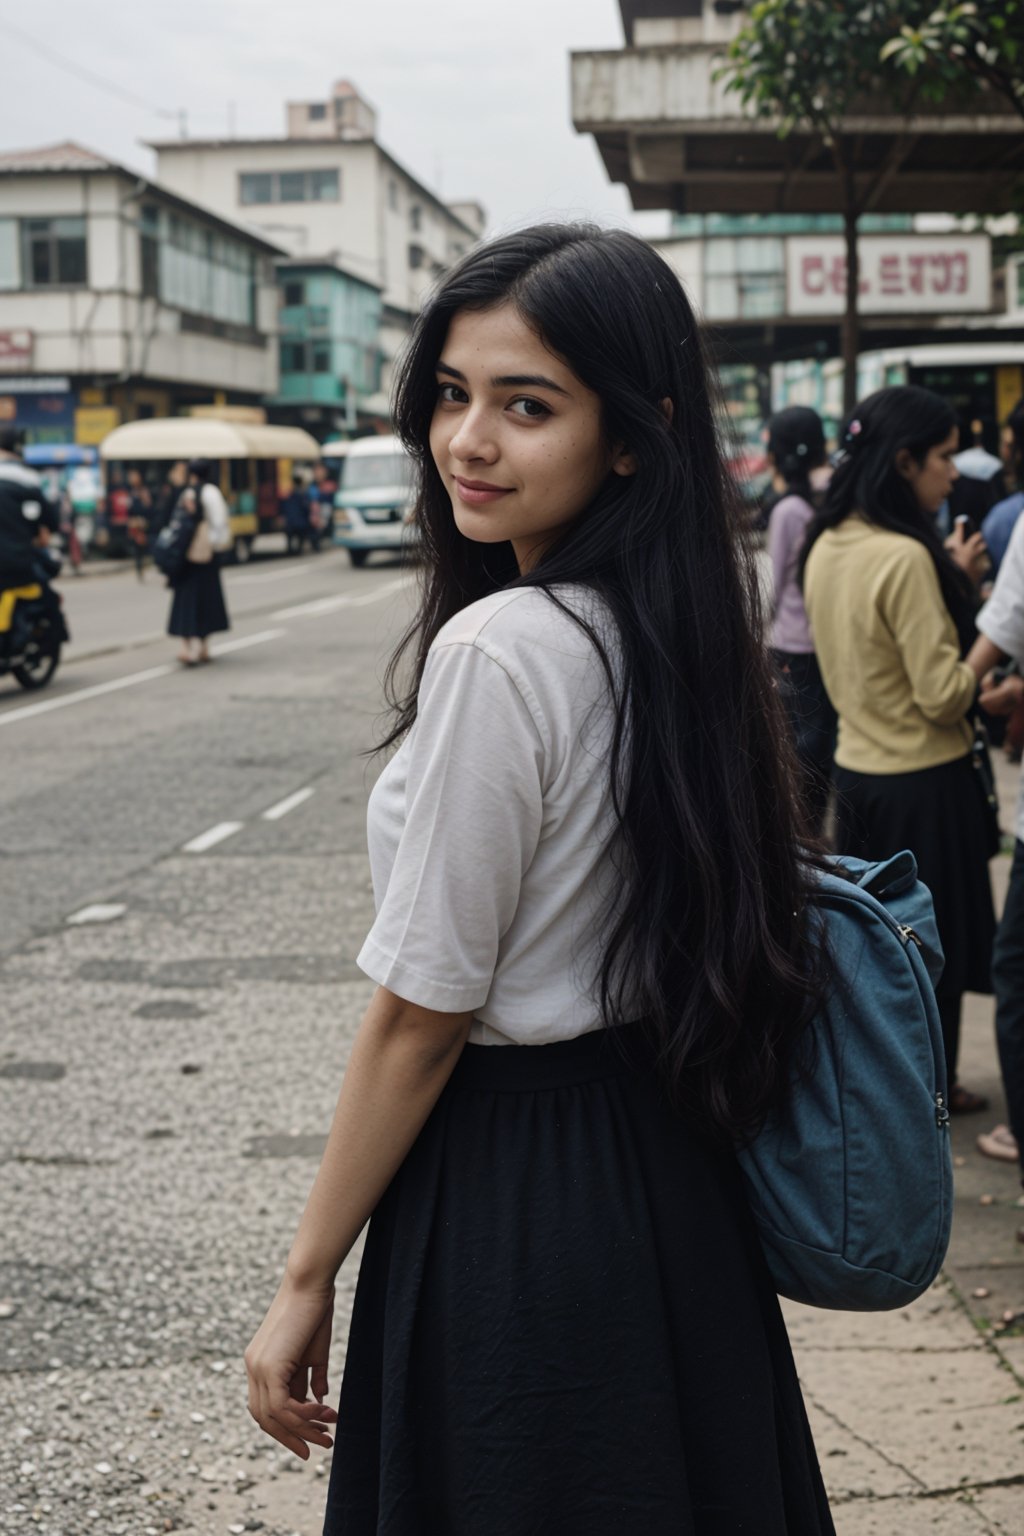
left=764, top=389, right=1024, bottom=1175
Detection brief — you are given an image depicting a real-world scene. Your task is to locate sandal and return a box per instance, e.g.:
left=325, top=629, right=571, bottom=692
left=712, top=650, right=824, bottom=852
left=949, top=1084, right=990, bottom=1116
left=976, top=1124, right=1020, bottom=1163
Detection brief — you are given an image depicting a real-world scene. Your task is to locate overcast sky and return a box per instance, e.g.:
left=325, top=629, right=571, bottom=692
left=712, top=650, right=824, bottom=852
left=4, top=0, right=667, bottom=237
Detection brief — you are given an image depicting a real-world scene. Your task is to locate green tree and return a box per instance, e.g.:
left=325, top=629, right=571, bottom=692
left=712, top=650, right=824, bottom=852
left=716, top=0, right=923, bottom=412
left=881, top=2, right=1024, bottom=121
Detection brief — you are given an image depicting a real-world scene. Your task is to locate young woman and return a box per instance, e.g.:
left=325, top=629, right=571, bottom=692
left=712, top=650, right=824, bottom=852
left=245, top=225, right=835, bottom=1534
left=802, top=386, right=994, bottom=1113
left=167, top=459, right=231, bottom=666
left=765, top=405, right=836, bottom=835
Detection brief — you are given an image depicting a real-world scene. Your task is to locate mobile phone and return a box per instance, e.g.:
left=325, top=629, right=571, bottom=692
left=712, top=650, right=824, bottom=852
left=992, top=663, right=1019, bottom=688
left=955, top=513, right=978, bottom=538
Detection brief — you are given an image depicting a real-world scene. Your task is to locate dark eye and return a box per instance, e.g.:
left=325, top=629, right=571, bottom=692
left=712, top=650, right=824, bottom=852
left=438, top=383, right=466, bottom=404
left=509, top=398, right=550, bottom=419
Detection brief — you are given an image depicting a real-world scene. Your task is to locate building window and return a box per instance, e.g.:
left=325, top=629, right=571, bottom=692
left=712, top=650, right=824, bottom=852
left=0, top=219, right=19, bottom=289
left=408, top=243, right=424, bottom=270
left=409, top=205, right=422, bottom=233
left=282, top=280, right=305, bottom=307
left=239, top=169, right=340, bottom=205
left=21, top=216, right=87, bottom=287
left=280, top=339, right=334, bottom=374
left=281, top=340, right=307, bottom=372
left=309, top=169, right=340, bottom=202
left=308, top=103, right=326, bottom=121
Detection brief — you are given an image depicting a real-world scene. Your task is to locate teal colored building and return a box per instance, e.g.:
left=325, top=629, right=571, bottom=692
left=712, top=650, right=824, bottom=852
left=271, top=260, right=383, bottom=435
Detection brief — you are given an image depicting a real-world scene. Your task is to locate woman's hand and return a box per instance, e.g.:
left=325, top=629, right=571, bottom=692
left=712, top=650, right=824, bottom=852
left=945, top=523, right=990, bottom=586
left=244, top=1275, right=338, bottom=1459
left=979, top=669, right=1024, bottom=718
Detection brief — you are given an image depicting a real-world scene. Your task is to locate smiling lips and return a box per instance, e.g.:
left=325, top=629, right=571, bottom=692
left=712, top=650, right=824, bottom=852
left=453, top=476, right=513, bottom=506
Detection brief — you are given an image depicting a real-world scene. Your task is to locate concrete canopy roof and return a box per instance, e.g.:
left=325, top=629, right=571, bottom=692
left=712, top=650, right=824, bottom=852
left=571, top=45, right=1024, bottom=215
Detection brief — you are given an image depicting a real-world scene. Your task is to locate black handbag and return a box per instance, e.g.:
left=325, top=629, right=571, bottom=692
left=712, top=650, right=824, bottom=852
left=970, top=722, right=1002, bottom=860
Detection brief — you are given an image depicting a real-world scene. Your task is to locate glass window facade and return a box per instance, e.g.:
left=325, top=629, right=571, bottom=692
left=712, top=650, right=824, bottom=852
left=276, top=264, right=383, bottom=408
left=140, top=206, right=256, bottom=326
left=239, top=169, right=340, bottom=204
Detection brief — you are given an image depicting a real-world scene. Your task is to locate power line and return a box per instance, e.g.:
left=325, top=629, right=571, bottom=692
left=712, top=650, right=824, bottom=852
left=5, top=19, right=181, bottom=121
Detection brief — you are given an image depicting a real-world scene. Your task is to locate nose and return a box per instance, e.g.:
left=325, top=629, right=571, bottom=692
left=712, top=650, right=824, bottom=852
left=448, top=407, right=499, bottom=466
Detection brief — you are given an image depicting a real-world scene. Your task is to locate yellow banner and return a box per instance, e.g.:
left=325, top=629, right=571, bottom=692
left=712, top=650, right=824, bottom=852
left=75, top=406, right=121, bottom=445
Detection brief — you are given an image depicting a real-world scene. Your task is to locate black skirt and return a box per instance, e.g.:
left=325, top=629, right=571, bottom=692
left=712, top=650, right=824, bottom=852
left=834, top=753, right=995, bottom=998
left=167, top=559, right=230, bottom=639
left=324, top=1029, right=834, bottom=1536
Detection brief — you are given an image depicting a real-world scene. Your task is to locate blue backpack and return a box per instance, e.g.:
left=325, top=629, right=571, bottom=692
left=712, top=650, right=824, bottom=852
left=738, top=850, right=953, bottom=1311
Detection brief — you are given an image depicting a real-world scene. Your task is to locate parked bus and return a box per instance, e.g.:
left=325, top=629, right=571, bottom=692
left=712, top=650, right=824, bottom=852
left=99, top=418, right=322, bottom=561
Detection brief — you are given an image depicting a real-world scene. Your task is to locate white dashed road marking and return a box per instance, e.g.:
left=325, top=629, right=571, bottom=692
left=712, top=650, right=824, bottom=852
left=0, top=665, right=175, bottom=727
left=66, top=903, right=127, bottom=926
left=262, top=787, right=316, bottom=821
left=183, top=822, right=244, bottom=854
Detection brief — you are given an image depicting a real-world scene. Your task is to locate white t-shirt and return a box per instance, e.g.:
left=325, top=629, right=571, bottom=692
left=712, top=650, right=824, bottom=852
left=357, top=585, right=622, bottom=1044
left=977, top=511, right=1024, bottom=843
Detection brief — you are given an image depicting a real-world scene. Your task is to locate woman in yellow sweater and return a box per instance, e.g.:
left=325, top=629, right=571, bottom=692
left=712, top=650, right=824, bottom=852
left=803, top=386, right=994, bottom=1112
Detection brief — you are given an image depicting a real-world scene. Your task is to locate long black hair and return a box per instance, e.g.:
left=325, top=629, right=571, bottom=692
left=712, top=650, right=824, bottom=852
left=386, top=223, right=824, bottom=1139
left=800, top=385, right=976, bottom=649
left=767, top=405, right=826, bottom=504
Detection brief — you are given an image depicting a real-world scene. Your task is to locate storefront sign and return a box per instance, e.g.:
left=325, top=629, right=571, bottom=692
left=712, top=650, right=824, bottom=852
left=787, top=235, right=991, bottom=317
left=74, top=406, right=121, bottom=445
left=0, top=388, right=76, bottom=436
left=0, top=330, right=33, bottom=372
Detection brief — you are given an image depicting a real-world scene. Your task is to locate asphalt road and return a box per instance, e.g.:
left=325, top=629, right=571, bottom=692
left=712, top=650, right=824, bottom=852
left=0, top=548, right=416, bottom=1535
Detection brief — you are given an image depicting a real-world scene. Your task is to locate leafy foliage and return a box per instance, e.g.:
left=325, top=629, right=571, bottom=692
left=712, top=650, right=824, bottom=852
left=880, top=2, right=1024, bottom=120
left=715, top=1, right=920, bottom=143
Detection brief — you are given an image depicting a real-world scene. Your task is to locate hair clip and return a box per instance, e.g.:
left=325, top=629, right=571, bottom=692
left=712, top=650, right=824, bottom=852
left=795, top=443, right=808, bottom=456
left=846, top=419, right=863, bottom=441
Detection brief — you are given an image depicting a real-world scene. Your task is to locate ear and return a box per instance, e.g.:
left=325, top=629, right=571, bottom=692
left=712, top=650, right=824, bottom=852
left=659, top=396, right=674, bottom=424
left=610, top=444, right=638, bottom=478
left=894, top=448, right=916, bottom=482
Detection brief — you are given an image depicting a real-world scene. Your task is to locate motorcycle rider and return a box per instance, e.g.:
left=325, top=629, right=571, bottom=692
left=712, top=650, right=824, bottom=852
left=0, top=428, right=62, bottom=654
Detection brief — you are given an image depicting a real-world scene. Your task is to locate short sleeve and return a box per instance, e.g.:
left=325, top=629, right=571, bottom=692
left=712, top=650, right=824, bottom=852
left=357, top=640, right=546, bottom=1012
left=978, top=511, right=1024, bottom=664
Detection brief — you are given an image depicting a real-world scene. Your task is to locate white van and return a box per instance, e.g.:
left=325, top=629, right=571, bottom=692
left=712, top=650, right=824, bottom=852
left=325, top=434, right=417, bottom=567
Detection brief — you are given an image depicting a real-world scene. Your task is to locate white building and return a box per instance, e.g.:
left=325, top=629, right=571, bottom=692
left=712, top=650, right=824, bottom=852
left=0, top=141, right=282, bottom=445
left=149, top=83, right=485, bottom=412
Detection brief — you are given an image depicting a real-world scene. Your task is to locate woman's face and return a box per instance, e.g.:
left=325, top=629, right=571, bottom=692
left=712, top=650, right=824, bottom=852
left=898, top=427, right=960, bottom=515
left=429, top=303, right=634, bottom=572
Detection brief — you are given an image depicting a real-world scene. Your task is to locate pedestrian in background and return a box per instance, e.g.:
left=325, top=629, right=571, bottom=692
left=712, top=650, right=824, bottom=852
left=966, top=511, right=1024, bottom=1182
left=151, top=460, right=188, bottom=542
left=765, top=405, right=836, bottom=836
left=167, top=459, right=231, bottom=666
left=803, top=386, right=995, bottom=1113
left=126, top=468, right=152, bottom=581
left=982, top=399, right=1024, bottom=576
left=245, top=225, right=836, bottom=1533
left=283, top=472, right=312, bottom=556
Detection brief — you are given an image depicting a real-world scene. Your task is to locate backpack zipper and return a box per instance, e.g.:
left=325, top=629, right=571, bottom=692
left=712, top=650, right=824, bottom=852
left=935, top=1092, right=950, bottom=1129
left=898, top=924, right=922, bottom=948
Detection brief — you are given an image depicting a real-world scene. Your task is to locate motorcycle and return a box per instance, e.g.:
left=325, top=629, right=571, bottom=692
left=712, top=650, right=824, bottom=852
left=0, top=547, right=69, bottom=692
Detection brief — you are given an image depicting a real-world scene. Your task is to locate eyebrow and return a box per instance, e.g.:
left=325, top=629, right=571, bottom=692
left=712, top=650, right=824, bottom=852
left=436, top=360, right=570, bottom=397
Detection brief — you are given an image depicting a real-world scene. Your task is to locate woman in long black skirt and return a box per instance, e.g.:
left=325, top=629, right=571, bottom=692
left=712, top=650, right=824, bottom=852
left=803, top=388, right=995, bottom=1111
left=167, top=458, right=231, bottom=665
left=245, top=225, right=835, bottom=1533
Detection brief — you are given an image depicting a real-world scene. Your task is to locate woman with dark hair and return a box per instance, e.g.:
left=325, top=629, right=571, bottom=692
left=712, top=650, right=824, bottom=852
left=766, top=405, right=836, bottom=834
left=245, top=224, right=835, bottom=1533
left=803, top=385, right=994, bottom=1113
left=982, top=398, right=1024, bottom=574
left=167, top=458, right=232, bottom=665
